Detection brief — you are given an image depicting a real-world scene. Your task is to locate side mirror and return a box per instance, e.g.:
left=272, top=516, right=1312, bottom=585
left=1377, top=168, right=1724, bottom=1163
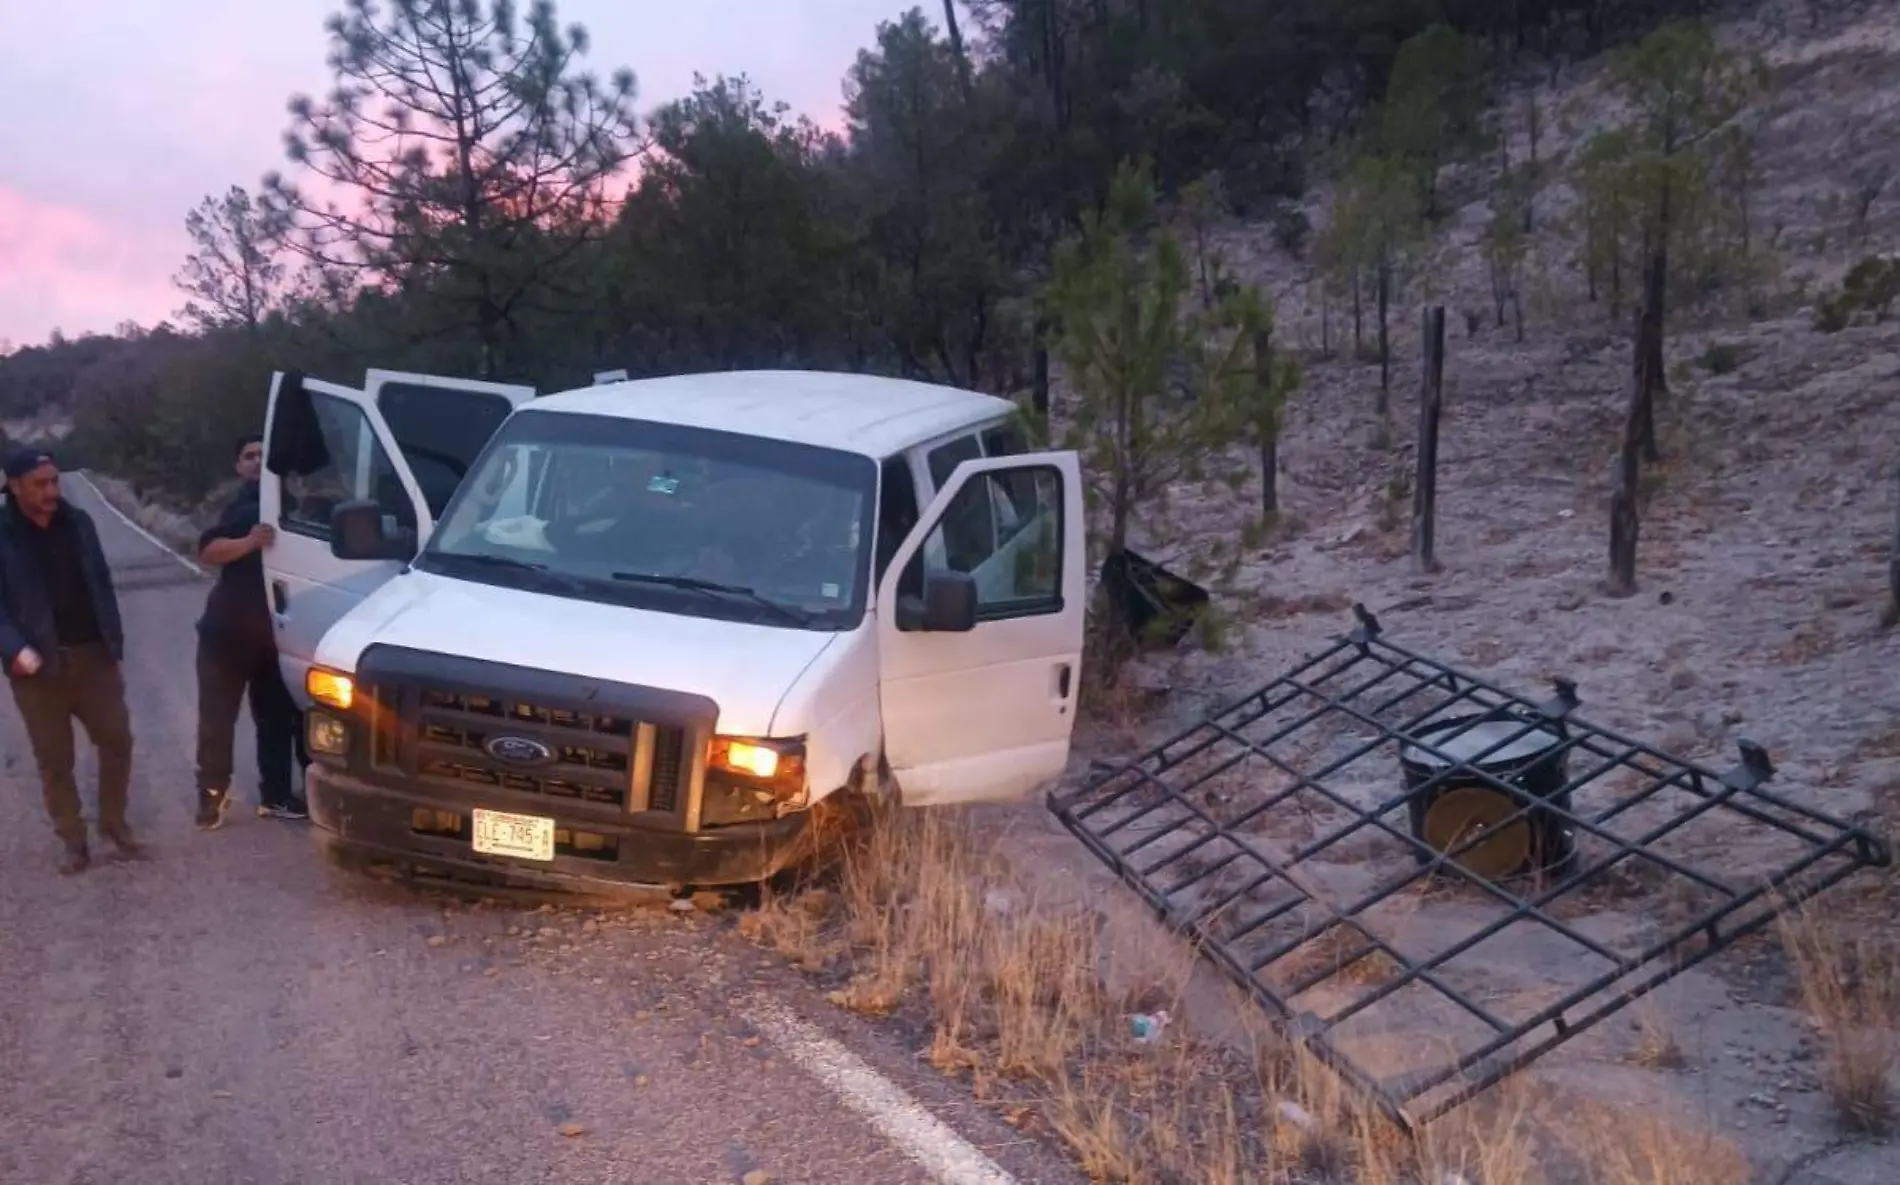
left=895, top=569, right=978, bottom=633
left=330, top=499, right=416, bottom=561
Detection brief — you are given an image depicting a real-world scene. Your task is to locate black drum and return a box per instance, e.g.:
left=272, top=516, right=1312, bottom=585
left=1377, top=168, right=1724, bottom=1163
left=1397, top=712, right=1578, bottom=882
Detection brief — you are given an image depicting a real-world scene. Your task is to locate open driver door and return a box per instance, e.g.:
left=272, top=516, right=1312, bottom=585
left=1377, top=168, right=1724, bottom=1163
left=875, top=452, right=1086, bottom=806
left=260, top=369, right=533, bottom=708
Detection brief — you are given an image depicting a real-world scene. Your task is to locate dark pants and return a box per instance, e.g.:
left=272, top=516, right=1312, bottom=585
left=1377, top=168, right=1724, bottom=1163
left=195, top=632, right=303, bottom=806
left=10, top=642, right=135, bottom=848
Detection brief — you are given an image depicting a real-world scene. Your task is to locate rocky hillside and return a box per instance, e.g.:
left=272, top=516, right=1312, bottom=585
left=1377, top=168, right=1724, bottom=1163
left=995, top=4, right=1898, bottom=1179
left=1106, top=0, right=1900, bottom=828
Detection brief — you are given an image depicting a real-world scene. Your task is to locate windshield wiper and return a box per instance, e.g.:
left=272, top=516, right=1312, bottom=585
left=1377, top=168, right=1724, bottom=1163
left=435, top=551, right=546, bottom=573
left=609, top=571, right=813, bottom=626
left=430, top=551, right=588, bottom=593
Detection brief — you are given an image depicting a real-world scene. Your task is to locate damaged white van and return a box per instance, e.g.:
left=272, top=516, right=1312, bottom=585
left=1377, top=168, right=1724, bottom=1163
left=260, top=368, right=1084, bottom=892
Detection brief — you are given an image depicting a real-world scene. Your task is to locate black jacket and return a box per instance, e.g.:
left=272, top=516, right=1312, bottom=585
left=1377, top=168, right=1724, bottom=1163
left=197, top=480, right=274, bottom=655
left=0, top=501, right=125, bottom=669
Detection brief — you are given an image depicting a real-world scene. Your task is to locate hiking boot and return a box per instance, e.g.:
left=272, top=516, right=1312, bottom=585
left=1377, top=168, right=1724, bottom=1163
left=195, top=788, right=232, bottom=831
left=258, top=797, right=310, bottom=821
left=58, top=843, right=90, bottom=876
left=100, top=826, right=146, bottom=859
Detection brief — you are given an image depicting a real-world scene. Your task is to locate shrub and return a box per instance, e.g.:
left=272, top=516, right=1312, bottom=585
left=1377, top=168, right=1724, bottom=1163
left=1698, top=341, right=1744, bottom=373
left=1271, top=203, right=1312, bottom=255
left=1813, top=254, right=1900, bottom=332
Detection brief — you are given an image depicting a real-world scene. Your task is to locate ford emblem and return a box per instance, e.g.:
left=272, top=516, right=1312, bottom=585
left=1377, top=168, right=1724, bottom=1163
left=484, top=734, right=555, bottom=766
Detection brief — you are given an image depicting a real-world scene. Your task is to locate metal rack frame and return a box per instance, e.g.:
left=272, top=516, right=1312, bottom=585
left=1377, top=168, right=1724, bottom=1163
left=1049, top=605, right=1893, bottom=1129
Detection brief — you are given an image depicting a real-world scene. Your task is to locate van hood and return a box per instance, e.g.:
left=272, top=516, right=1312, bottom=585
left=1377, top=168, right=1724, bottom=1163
left=313, top=569, right=837, bottom=736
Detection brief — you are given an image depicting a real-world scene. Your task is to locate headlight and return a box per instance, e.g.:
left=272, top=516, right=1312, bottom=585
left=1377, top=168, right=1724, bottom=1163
left=306, top=711, right=349, bottom=757
left=307, top=667, right=354, bottom=711
left=709, top=735, right=805, bottom=784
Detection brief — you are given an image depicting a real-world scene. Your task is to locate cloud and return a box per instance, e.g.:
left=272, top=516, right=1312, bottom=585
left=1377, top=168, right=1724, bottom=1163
left=0, top=187, right=180, bottom=345
left=0, top=0, right=917, bottom=349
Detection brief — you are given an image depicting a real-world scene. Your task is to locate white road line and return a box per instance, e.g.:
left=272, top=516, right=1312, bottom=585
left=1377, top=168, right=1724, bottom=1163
left=69, top=471, right=205, bottom=577
left=745, top=999, right=1022, bottom=1185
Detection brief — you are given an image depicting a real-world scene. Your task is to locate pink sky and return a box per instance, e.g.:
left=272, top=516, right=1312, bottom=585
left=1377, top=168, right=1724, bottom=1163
left=0, top=0, right=920, bottom=351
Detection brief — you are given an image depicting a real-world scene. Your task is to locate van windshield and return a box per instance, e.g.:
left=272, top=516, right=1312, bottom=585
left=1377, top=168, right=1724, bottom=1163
left=417, top=409, right=878, bottom=631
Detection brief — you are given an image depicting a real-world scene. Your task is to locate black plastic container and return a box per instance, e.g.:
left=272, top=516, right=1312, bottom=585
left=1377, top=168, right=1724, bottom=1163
left=1099, top=548, right=1211, bottom=650
left=1397, top=711, right=1578, bottom=882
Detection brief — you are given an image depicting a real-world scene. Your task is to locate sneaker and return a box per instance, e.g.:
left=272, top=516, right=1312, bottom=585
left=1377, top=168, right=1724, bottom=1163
left=195, top=788, right=232, bottom=831
left=258, top=797, right=310, bottom=821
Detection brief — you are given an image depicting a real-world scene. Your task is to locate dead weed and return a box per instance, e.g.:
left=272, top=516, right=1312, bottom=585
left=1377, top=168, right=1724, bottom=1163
left=1776, top=901, right=1900, bottom=1135
left=738, top=806, right=1785, bottom=1184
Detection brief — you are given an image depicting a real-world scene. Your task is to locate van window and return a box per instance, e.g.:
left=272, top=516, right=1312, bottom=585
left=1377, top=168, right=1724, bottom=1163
left=924, top=434, right=996, bottom=570
left=423, top=410, right=878, bottom=631
left=375, top=382, right=516, bottom=517
left=899, top=464, right=1064, bottom=622
left=980, top=422, right=1026, bottom=458
left=279, top=392, right=416, bottom=539
left=875, top=456, right=920, bottom=584
left=981, top=421, right=1038, bottom=523
left=925, top=434, right=983, bottom=491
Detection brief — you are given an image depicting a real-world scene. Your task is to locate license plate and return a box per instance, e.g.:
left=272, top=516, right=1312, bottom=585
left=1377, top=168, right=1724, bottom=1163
left=471, top=808, right=555, bottom=861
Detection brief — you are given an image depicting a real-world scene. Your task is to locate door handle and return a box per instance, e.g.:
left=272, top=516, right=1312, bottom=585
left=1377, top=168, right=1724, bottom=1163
left=270, top=580, right=289, bottom=616
left=1055, top=662, right=1072, bottom=700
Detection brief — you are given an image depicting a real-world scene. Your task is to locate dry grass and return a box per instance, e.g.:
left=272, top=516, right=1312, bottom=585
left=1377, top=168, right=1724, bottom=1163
left=1625, top=997, right=1690, bottom=1072
left=750, top=807, right=1297, bottom=1179
left=1776, top=901, right=1900, bottom=1135
left=1552, top=1103, right=1752, bottom=1185
left=740, top=806, right=1779, bottom=1184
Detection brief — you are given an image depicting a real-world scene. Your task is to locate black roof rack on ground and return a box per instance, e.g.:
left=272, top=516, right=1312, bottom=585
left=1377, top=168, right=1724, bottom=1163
left=1049, top=604, right=1893, bottom=1129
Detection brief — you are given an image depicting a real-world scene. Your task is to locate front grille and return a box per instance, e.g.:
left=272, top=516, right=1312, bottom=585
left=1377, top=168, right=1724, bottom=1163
left=427, top=690, right=636, bottom=738
left=649, top=725, right=684, bottom=813
left=372, top=684, right=691, bottom=818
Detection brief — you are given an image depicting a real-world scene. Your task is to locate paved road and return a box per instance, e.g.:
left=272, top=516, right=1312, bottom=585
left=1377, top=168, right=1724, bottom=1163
left=0, top=477, right=1079, bottom=1185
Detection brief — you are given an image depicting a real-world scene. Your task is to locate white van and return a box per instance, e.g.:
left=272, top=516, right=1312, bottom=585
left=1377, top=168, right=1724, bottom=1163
left=260, top=368, right=1085, bottom=891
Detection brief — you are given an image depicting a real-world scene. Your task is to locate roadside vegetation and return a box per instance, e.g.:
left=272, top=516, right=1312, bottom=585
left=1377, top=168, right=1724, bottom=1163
left=741, top=807, right=1832, bottom=1184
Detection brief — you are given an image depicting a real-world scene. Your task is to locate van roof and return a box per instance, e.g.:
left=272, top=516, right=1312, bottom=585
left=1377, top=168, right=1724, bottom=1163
left=530, top=369, right=1018, bottom=458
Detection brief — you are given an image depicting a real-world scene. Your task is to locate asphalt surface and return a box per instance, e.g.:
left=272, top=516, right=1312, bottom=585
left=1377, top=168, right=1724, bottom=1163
left=0, top=477, right=1082, bottom=1185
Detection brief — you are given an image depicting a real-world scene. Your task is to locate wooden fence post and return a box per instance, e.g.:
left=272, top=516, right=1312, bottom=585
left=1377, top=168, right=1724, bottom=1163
left=1411, top=306, right=1446, bottom=574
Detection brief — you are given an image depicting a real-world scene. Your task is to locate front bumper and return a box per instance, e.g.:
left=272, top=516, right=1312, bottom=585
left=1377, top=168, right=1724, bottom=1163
left=307, top=763, right=818, bottom=893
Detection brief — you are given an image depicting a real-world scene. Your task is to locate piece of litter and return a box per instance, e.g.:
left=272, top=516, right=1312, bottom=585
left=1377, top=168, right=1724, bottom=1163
left=670, top=898, right=695, bottom=913
left=1275, top=1100, right=1314, bottom=1129
left=1129, top=1010, right=1171, bottom=1042
left=558, top=1122, right=586, bottom=1138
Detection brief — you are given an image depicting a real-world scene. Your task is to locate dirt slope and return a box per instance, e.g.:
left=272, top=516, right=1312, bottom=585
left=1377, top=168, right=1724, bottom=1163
left=995, top=2, right=1900, bottom=1178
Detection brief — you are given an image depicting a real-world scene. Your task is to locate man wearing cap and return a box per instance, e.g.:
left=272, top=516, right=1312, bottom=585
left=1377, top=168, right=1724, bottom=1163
left=0, top=447, right=139, bottom=874
left=194, top=433, right=308, bottom=829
